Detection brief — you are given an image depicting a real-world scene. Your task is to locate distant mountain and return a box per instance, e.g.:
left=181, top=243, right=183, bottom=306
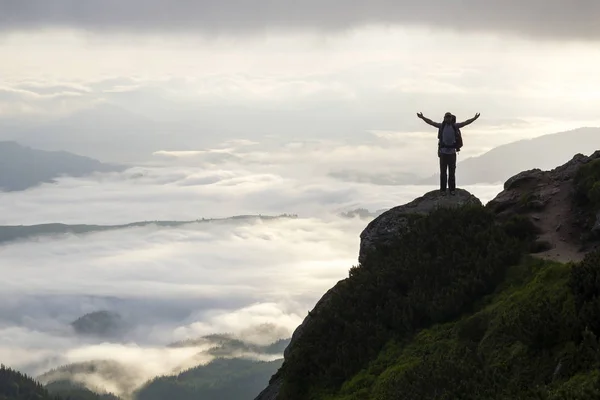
left=420, top=127, right=600, bottom=185
left=71, top=311, right=128, bottom=339
left=35, top=335, right=288, bottom=400
left=38, top=360, right=140, bottom=398
left=169, top=333, right=291, bottom=357
left=0, top=141, right=123, bottom=191
left=45, top=380, right=120, bottom=400
left=135, top=358, right=283, bottom=400
left=339, top=208, right=387, bottom=219
left=0, top=214, right=298, bottom=245
left=2, top=104, right=200, bottom=163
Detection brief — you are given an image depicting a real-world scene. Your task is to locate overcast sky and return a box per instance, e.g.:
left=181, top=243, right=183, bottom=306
left=2, top=1, right=600, bottom=40
left=1, top=1, right=600, bottom=164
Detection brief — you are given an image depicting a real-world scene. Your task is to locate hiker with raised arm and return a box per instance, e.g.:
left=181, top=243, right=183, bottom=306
left=417, top=111, right=481, bottom=196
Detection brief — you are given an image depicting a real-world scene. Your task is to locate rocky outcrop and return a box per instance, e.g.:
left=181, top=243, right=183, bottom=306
left=488, top=153, right=595, bottom=216
left=487, top=151, right=600, bottom=262
left=358, top=189, right=481, bottom=265
left=254, top=189, right=482, bottom=400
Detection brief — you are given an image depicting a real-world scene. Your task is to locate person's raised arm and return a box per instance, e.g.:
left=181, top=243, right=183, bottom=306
left=455, top=113, right=481, bottom=128
left=417, top=112, right=442, bottom=128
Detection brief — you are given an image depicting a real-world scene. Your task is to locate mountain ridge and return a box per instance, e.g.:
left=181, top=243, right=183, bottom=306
left=0, top=214, right=299, bottom=245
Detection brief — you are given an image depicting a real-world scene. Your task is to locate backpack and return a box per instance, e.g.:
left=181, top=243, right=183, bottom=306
left=437, top=123, right=463, bottom=152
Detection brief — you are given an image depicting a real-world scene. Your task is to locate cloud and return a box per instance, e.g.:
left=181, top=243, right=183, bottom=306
left=0, top=1, right=598, bottom=41
left=0, top=82, right=100, bottom=117
left=0, top=140, right=508, bottom=226
left=0, top=138, right=508, bottom=395
left=0, top=209, right=364, bottom=390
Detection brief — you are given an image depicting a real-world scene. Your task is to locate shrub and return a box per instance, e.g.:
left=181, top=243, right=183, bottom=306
left=574, top=159, right=600, bottom=209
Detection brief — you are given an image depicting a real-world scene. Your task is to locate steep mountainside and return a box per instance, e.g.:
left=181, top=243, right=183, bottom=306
left=256, top=150, right=600, bottom=399
left=0, top=141, right=123, bottom=191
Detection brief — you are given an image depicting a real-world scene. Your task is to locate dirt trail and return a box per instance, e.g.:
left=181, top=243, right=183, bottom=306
left=531, top=180, right=585, bottom=263
left=486, top=153, right=600, bottom=265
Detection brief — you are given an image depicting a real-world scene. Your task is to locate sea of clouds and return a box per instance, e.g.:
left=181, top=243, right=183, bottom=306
left=0, top=141, right=503, bottom=395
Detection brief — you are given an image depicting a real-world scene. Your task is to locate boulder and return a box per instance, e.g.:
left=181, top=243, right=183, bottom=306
left=358, top=189, right=481, bottom=265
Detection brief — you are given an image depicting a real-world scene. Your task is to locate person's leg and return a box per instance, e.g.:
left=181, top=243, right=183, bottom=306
left=439, top=153, right=448, bottom=193
left=448, top=153, right=457, bottom=192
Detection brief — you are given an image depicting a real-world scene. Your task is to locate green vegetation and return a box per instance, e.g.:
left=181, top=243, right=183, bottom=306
left=168, top=334, right=290, bottom=357
left=38, top=360, right=137, bottom=398
left=271, top=199, right=600, bottom=399
left=327, top=256, right=580, bottom=400
left=45, top=381, right=119, bottom=400
left=574, top=158, right=600, bottom=234
left=574, top=158, right=600, bottom=209
left=0, top=365, right=61, bottom=400
left=276, top=205, right=530, bottom=399
left=134, top=358, right=282, bottom=400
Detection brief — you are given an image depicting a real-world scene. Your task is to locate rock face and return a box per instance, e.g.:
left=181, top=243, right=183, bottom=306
left=488, top=152, right=594, bottom=216
left=358, top=189, right=482, bottom=265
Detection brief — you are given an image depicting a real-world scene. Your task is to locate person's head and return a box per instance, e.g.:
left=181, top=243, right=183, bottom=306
left=443, top=112, right=453, bottom=124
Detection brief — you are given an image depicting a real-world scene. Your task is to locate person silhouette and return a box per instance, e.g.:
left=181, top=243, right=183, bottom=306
left=417, top=111, right=480, bottom=195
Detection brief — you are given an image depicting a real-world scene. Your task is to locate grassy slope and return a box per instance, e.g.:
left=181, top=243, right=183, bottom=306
left=326, top=256, right=592, bottom=399
left=313, top=158, right=600, bottom=400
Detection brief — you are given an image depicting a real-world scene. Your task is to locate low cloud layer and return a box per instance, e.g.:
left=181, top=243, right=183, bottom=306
left=0, top=157, right=502, bottom=394
left=0, top=214, right=361, bottom=391
left=1, top=1, right=599, bottom=41
left=0, top=151, right=503, bottom=225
